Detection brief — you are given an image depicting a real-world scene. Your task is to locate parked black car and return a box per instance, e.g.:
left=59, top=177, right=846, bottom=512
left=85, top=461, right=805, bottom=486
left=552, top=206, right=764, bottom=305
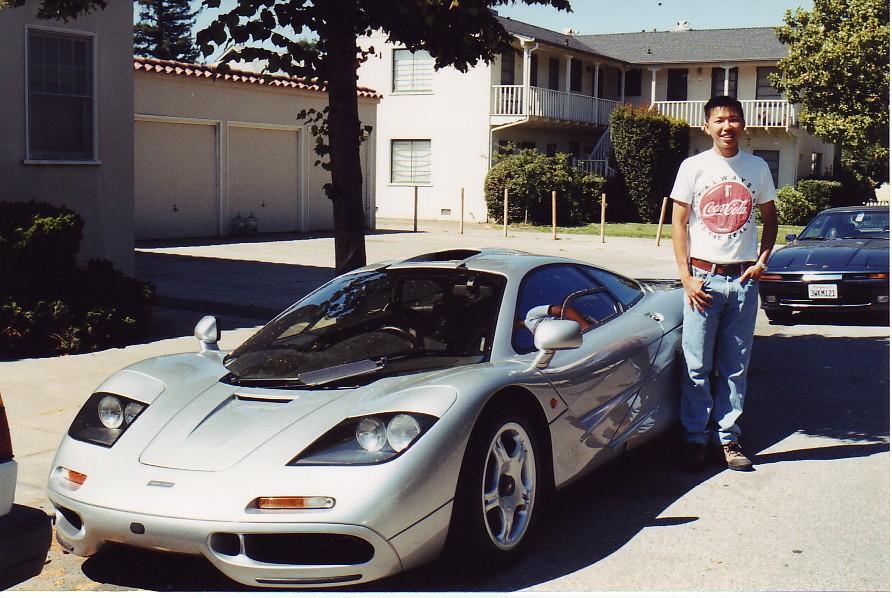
left=760, top=205, right=889, bottom=322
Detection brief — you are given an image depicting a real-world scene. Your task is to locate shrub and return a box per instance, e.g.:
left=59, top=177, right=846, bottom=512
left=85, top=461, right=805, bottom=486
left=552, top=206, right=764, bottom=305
left=775, top=186, right=814, bottom=225
left=0, top=201, right=154, bottom=358
left=775, top=180, right=841, bottom=225
left=796, top=179, right=844, bottom=210
left=610, top=105, right=688, bottom=222
left=484, top=149, right=605, bottom=226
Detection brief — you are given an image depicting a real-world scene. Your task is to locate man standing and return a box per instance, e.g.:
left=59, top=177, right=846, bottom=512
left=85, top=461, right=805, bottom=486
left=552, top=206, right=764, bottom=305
left=670, top=96, right=778, bottom=472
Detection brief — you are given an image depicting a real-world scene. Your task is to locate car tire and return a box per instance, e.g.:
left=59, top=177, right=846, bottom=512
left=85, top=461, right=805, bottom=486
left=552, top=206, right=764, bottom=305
left=446, top=408, right=542, bottom=568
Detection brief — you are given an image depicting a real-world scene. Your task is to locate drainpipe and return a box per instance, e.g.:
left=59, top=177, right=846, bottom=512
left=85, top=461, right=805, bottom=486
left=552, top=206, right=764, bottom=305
left=488, top=117, right=530, bottom=168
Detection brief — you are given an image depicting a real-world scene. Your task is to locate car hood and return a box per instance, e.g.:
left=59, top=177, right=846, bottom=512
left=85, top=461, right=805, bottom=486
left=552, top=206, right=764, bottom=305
left=768, top=238, right=889, bottom=272
left=110, top=353, right=462, bottom=472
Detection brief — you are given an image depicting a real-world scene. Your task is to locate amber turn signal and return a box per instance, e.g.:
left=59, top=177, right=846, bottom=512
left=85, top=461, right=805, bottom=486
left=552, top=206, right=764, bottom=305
left=254, top=496, right=335, bottom=510
left=62, top=468, right=87, bottom=486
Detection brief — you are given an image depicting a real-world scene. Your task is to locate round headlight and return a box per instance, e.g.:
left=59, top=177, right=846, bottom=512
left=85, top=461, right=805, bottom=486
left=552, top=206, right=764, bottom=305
left=355, top=417, right=386, bottom=452
left=97, top=395, right=124, bottom=429
left=387, top=414, right=421, bottom=452
left=124, top=401, right=144, bottom=425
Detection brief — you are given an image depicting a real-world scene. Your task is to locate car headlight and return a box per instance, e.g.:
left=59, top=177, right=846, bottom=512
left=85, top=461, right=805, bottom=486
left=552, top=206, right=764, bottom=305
left=69, top=393, right=147, bottom=447
left=289, top=412, right=437, bottom=466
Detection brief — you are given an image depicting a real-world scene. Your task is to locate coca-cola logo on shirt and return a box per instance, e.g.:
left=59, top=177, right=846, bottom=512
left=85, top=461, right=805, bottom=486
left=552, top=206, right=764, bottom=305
left=699, top=181, right=752, bottom=234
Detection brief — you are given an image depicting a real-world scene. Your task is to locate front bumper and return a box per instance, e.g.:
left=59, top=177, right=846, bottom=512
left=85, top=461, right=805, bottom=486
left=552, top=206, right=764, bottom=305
left=759, top=276, right=889, bottom=312
left=47, top=489, right=405, bottom=588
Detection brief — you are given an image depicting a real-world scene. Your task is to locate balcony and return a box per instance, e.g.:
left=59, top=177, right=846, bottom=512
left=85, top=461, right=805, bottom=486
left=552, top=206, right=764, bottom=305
left=491, top=85, right=619, bottom=127
left=652, top=100, right=798, bottom=130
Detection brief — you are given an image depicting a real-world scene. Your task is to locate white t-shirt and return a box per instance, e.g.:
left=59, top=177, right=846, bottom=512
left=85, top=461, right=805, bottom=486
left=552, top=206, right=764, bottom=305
left=671, top=150, right=776, bottom=264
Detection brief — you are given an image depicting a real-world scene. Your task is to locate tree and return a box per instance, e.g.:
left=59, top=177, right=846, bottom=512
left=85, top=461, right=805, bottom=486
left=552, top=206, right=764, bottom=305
left=135, top=0, right=201, bottom=63
left=0, top=0, right=106, bottom=21
left=197, top=0, right=570, bottom=274
left=773, top=0, right=890, bottom=189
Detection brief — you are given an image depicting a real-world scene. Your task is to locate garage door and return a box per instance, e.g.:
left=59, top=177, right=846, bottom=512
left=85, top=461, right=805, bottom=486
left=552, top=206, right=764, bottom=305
left=227, top=126, right=301, bottom=234
left=135, top=120, right=218, bottom=240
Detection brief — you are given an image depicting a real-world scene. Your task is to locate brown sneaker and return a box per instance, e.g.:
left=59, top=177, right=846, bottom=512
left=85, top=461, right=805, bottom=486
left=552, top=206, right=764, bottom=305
left=722, top=442, right=753, bottom=471
left=680, top=442, right=707, bottom=472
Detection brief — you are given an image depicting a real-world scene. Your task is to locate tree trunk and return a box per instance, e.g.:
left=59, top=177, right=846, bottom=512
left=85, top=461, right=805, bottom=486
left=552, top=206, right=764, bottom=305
left=324, top=6, right=367, bottom=275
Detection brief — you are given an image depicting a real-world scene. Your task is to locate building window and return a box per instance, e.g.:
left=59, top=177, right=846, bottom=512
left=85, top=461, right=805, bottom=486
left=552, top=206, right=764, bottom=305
left=392, top=48, right=433, bottom=93
left=753, top=150, right=780, bottom=187
left=570, top=59, right=582, bottom=93
left=27, top=28, right=94, bottom=161
left=500, top=50, right=516, bottom=85
left=711, top=67, right=738, bottom=98
left=756, top=67, right=782, bottom=99
left=569, top=141, right=580, bottom=158
left=530, top=54, right=538, bottom=87
left=546, top=143, right=557, bottom=157
left=391, top=140, right=431, bottom=184
left=624, top=68, right=642, bottom=96
left=667, top=68, right=688, bottom=101
left=548, top=58, right=559, bottom=90
left=810, top=152, right=823, bottom=177
left=597, top=66, right=605, bottom=98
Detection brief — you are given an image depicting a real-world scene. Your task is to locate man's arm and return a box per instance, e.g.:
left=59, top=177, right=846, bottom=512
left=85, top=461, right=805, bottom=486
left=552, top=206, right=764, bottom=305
left=672, top=199, right=710, bottom=311
left=740, top=200, right=778, bottom=282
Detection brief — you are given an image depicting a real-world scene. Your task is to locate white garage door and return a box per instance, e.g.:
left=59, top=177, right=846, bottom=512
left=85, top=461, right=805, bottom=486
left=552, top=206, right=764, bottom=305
left=135, top=119, right=218, bottom=240
left=227, top=126, right=301, bottom=234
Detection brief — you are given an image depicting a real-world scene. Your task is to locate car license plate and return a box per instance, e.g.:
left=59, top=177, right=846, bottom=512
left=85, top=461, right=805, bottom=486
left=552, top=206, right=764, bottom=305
left=808, top=284, right=838, bottom=299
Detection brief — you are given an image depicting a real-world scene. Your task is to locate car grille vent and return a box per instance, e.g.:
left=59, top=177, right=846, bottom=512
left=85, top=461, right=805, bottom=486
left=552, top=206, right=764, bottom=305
left=240, top=533, right=374, bottom=565
left=234, top=393, right=294, bottom=403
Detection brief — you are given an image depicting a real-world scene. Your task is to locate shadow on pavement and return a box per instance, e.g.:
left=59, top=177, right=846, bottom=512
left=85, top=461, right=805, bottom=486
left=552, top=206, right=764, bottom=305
left=75, top=327, right=889, bottom=591
left=135, top=228, right=410, bottom=250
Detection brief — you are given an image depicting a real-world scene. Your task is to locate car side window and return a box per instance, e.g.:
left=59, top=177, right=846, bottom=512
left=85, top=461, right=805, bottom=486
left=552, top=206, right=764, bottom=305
left=513, top=265, right=616, bottom=354
left=580, top=266, right=643, bottom=309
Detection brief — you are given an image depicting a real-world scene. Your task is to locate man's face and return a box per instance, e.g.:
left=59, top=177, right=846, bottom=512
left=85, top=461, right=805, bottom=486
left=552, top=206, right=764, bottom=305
left=704, top=106, right=744, bottom=156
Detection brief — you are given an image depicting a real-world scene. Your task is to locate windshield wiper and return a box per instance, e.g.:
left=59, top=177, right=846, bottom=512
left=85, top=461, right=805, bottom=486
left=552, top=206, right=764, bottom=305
left=297, top=358, right=385, bottom=386
left=797, top=235, right=826, bottom=240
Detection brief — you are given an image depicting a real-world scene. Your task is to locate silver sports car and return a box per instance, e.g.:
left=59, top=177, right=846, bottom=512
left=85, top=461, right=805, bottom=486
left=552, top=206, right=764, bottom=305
left=46, top=249, right=683, bottom=588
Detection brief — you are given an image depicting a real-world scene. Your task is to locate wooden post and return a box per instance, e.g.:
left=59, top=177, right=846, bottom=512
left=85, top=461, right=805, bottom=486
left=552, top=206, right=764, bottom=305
left=552, top=190, right=557, bottom=240
left=459, top=187, right=465, bottom=235
left=413, top=187, right=419, bottom=233
left=600, top=193, right=607, bottom=243
left=503, top=187, right=509, bottom=237
left=656, top=196, right=669, bottom=246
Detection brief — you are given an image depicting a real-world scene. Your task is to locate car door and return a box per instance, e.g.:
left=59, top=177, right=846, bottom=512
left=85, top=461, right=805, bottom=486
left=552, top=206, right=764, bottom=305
left=513, top=265, right=665, bottom=450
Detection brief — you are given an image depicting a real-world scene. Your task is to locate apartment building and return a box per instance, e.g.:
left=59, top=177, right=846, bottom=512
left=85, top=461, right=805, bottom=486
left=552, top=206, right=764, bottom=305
left=358, top=17, right=835, bottom=223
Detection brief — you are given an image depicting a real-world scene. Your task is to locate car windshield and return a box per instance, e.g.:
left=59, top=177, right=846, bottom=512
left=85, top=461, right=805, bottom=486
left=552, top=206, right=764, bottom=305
left=800, top=210, right=890, bottom=240
left=225, top=268, right=506, bottom=385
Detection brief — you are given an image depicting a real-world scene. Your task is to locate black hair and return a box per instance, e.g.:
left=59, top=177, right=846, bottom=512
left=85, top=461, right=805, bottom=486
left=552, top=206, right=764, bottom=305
left=704, top=95, right=745, bottom=123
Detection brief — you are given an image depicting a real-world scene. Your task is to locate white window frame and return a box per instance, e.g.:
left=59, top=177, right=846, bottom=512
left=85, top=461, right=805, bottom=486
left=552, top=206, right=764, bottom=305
left=391, top=48, right=434, bottom=94
left=24, top=25, right=99, bottom=165
left=390, top=139, right=432, bottom=186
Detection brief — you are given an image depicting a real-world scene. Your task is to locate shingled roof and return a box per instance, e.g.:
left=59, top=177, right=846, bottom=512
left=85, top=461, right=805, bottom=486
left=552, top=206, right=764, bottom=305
left=133, top=57, right=381, bottom=98
left=574, top=27, right=787, bottom=65
left=496, top=15, right=616, bottom=61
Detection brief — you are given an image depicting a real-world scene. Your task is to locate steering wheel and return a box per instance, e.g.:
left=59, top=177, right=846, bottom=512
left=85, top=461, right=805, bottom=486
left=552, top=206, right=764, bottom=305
left=377, top=325, right=421, bottom=350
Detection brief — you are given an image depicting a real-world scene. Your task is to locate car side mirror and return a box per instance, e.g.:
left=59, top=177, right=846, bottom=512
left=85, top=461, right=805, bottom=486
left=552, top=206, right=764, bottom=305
left=785, top=233, right=797, bottom=243
left=194, top=315, right=221, bottom=352
left=531, top=319, right=582, bottom=369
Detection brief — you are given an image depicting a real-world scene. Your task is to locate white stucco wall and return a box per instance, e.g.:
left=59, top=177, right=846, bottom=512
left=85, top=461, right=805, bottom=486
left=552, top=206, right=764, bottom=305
left=134, top=70, right=378, bottom=236
left=359, top=33, right=493, bottom=223
left=0, top=2, right=134, bottom=273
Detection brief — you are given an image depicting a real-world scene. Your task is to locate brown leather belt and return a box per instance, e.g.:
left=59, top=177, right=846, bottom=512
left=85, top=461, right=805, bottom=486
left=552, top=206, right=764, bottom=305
left=690, top=257, right=755, bottom=276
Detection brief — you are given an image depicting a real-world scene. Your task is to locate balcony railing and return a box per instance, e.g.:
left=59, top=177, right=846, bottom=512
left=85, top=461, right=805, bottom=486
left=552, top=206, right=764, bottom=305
left=652, top=100, right=797, bottom=129
left=491, top=85, right=619, bottom=127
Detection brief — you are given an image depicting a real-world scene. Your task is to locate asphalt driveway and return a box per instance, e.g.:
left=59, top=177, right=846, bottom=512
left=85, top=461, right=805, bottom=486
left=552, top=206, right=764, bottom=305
left=4, top=219, right=888, bottom=591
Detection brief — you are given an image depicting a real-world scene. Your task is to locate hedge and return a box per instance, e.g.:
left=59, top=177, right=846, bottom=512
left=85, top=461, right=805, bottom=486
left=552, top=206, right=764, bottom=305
left=0, top=201, right=154, bottom=358
left=609, top=105, right=689, bottom=222
left=484, top=149, right=606, bottom=226
left=775, top=179, right=842, bottom=225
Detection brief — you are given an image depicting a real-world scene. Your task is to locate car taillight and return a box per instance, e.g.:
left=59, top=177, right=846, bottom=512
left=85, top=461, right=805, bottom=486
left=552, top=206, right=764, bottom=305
left=760, top=274, right=783, bottom=281
left=0, top=394, right=13, bottom=462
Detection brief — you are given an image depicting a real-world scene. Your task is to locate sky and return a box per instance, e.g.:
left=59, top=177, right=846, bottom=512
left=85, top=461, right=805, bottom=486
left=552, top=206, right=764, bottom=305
left=188, top=0, right=814, bottom=40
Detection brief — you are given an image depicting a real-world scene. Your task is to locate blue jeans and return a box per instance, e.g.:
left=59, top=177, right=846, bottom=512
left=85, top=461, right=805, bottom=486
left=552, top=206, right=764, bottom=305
left=681, top=265, right=759, bottom=445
